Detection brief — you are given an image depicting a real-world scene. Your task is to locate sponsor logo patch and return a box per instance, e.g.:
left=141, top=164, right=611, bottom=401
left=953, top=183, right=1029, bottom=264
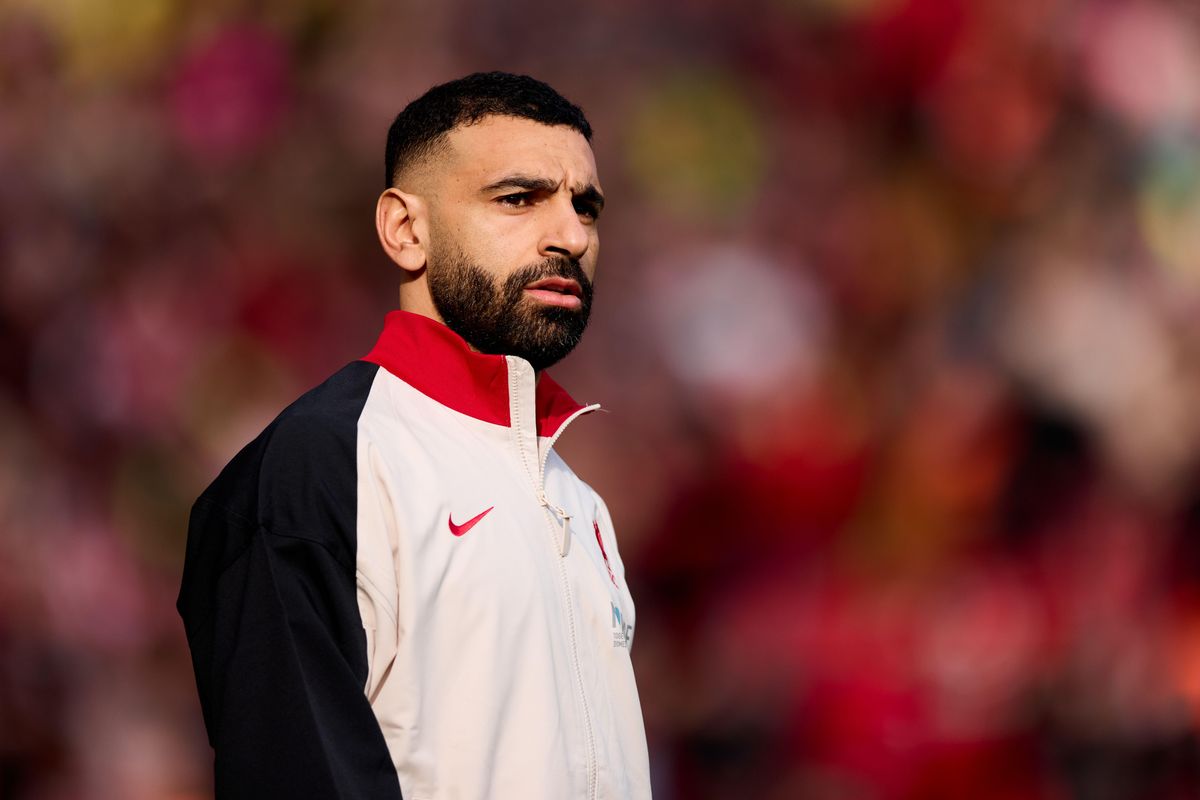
left=611, top=602, right=633, bottom=649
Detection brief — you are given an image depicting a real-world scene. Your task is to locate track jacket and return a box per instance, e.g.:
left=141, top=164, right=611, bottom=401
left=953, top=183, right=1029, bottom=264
left=178, top=310, right=652, bottom=799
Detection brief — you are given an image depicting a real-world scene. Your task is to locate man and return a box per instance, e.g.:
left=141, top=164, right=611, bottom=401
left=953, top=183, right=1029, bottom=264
left=177, top=72, right=652, bottom=799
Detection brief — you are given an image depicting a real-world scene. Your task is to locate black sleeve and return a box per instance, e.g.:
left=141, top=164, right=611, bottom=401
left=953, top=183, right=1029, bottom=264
left=177, top=362, right=402, bottom=799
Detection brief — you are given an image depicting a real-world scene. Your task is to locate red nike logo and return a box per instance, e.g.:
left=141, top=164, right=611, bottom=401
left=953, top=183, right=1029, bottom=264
left=449, top=506, right=494, bottom=537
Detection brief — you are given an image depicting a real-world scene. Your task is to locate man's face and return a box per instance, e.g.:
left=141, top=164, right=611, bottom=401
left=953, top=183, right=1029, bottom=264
left=422, top=116, right=604, bottom=371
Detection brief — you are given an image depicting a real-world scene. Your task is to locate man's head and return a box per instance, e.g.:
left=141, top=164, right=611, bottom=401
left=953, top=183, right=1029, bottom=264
left=376, top=72, right=604, bottom=371
left=383, top=72, right=592, bottom=189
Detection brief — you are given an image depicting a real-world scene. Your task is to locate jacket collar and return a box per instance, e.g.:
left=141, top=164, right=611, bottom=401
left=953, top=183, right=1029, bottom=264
left=362, top=310, right=588, bottom=436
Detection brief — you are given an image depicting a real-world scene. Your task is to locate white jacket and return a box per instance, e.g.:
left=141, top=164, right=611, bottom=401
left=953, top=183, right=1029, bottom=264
left=178, top=310, right=652, bottom=800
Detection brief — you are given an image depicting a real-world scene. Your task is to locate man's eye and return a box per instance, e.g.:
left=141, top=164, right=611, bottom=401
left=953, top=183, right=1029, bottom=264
left=498, top=193, right=533, bottom=207
left=573, top=201, right=600, bottom=221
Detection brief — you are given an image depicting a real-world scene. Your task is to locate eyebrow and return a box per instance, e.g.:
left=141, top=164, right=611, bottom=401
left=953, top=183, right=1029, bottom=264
left=481, top=174, right=606, bottom=212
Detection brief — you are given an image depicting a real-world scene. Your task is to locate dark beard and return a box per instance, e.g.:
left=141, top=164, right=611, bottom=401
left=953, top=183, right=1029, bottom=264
left=426, top=247, right=594, bottom=371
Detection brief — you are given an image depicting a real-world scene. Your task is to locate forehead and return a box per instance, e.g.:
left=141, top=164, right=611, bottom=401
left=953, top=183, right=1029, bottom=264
left=439, top=116, right=600, bottom=190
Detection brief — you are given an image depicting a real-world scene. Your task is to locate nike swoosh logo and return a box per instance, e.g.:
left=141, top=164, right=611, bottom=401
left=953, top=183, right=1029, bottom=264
left=449, top=506, right=494, bottom=537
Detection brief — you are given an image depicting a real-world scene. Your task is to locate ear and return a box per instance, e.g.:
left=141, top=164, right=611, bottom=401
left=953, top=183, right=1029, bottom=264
left=376, top=188, right=428, bottom=273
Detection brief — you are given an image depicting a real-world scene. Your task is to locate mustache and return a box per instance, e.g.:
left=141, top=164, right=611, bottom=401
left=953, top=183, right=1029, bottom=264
left=503, top=256, right=594, bottom=301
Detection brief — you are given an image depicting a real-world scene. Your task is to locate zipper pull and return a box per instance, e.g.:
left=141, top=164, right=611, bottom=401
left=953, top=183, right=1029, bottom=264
left=538, top=492, right=572, bottom=557
left=558, top=511, right=571, bottom=557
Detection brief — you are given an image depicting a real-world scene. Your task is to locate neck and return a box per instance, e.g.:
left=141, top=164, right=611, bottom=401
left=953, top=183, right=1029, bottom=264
left=394, top=286, right=542, bottom=378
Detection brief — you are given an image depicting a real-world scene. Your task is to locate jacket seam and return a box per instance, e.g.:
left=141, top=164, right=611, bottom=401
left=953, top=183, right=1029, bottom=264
left=189, top=499, right=357, bottom=582
left=355, top=570, right=398, bottom=624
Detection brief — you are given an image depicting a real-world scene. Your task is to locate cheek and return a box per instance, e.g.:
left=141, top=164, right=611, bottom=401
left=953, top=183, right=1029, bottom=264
left=584, top=237, right=599, bottom=278
left=442, top=216, right=513, bottom=271
left=462, top=210, right=529, bottom=255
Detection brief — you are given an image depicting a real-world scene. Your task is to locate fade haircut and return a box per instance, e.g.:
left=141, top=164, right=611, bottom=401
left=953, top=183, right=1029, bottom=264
left=384, top=72, right=593, bottom=188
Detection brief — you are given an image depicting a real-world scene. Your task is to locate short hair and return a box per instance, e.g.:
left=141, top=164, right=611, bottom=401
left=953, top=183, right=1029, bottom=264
left=384, top=72, right=593, bottom=188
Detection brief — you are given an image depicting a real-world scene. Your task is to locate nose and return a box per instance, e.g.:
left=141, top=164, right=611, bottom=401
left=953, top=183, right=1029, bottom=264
left=538, top=196, right=591, bottom=260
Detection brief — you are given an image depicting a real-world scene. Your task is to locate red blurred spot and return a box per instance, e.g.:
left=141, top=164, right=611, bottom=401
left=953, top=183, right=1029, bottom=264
left=169, top=25, right=290, bottom=162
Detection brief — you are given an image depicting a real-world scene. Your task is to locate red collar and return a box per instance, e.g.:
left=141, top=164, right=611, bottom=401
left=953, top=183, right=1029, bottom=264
left=362, top=310, right=587, bottom=436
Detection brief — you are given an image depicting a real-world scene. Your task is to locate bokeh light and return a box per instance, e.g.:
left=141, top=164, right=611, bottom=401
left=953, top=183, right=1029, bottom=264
left=626, top=71, right=767, bottom=221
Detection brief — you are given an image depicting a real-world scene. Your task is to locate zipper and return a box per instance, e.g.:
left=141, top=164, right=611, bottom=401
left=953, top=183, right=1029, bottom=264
left=508, top=364, right=601, bottom=800
left=538, top=403, right=600, bottom=557
left=538, top=491, right=573, bottom=556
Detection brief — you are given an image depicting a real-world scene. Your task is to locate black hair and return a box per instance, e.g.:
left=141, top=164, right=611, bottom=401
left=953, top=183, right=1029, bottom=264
left=384, top=72, right=593, bottom=188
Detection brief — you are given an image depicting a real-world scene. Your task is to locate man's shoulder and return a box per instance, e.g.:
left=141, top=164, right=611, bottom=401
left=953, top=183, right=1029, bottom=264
left=233, top=359, right=379, bottom=465
left=194, top=360, right=381, bottom=538
left=276, top=358, right=382, bottom=431
left=179, top=360, right=382, bottom=630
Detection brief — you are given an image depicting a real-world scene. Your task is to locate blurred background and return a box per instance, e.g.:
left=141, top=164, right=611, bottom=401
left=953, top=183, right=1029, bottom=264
left=3, top=0, right=1200, bottom=797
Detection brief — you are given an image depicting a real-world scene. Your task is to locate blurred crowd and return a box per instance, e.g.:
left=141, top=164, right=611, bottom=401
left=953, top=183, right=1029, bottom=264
left=3, top=0, right=1200, bottom=797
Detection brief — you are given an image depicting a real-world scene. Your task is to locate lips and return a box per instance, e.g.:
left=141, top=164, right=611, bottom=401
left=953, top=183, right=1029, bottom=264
left=523, top=277, right=584, bottom=310
left=524, top=277, right=582, bottom=297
